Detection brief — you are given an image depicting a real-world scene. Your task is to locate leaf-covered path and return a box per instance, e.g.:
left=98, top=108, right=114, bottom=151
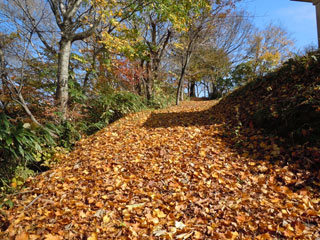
left=2, top=101, right=320, bottom=239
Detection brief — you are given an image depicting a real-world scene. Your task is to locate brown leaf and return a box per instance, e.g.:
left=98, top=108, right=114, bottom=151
left=256, top=233, right=272, bottom=240
left=295, top=222, right=305, bottom=236
left=224, top=231, right=238, bottom=240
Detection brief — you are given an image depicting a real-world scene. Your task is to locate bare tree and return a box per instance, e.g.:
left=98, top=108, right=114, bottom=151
left=211, top=10, right=253, bottom=63
left=131, top=9, right=174, bottom=100
left=0, top=33, right=43, bottom=127
left=174, top=0, right=235, bottom=105
left=0, top=0, right=99, bottom=120
left=46, top=0, right=100, bottom=121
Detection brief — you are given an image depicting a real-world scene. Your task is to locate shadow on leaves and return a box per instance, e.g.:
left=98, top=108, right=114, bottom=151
left=143, top=110, right=220, bottom=128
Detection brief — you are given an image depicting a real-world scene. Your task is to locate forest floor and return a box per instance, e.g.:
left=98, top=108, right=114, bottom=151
left=1, top=99, right=320, bottom=239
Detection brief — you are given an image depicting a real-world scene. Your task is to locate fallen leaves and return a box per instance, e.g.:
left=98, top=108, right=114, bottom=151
left=1, top=101, right=320, bottom=239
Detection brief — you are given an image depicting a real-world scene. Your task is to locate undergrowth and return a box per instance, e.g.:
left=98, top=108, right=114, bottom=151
left=0, top=89, right=174, bottom=202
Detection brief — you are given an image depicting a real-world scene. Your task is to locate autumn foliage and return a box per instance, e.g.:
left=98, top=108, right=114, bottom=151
left=0, top=0, right=319, bottom=238
left=1, top=51, right=320, bottom=239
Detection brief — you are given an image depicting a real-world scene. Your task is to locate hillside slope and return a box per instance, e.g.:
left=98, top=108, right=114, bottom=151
left=216, top=51, right=320, bottom=145
left=1, top=53, right=320, bottom=239
left=210, top=51, right=320, bottom=179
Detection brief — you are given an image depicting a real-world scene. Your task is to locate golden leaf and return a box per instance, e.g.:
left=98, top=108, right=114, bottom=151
left=95, top=202, right=104, bottom=208
left=175, top=221, right=186, bottom=229
left=44, top=234, right=62, bottom=240
left=283, top=227, right=295, bottom=237
left=15, top=232, right=29, bottom=240
left=199, top=150, right=206, bottom=157
left=29, top=235, right=41, bottom=240
left=103, top=215, right=110, bottom=223
left=154, top=209, right=166, bottom=218
left=151, top=217, right=159, bottom=224
left=87, top=233, right=98, bottom=240
left=194, top=231, right=202, bottom=239
left=176, top=231, right=193, bottom=239
left=224, top=231, right=238, bottom=240
left=256, top=233, right=272, bottom=240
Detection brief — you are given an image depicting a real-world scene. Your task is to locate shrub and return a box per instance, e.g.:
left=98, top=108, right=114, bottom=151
left=0, top=114, right=41, bottom=167
left=147, top=84, right=175, bottom=109
left=84, top=91, right=147, bottom=134
left=0, top=113, right=56, bottom=192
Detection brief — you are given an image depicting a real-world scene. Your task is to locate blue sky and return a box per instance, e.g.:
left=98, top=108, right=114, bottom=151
left=240, top=0, right=317, bottom=51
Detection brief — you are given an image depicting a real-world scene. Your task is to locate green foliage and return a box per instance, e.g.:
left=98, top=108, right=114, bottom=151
left=231, top=62, right=256, bottom=86
left=54, top=121, right=83, bottom=149
left=103, top=91, right=146, bottom=119
left=68, top=78, right=87, bottom=104
left=84, top=90, right=147, bottom=135
left=0, top=114, right=58, bottom=194
left=34, top=146, right=68, bottom=168
left=0, top=114, right=41, bottom=168
left=147, top=84, right=175, bottom=109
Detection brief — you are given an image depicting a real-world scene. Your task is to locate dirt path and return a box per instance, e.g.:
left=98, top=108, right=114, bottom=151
left=2, top=101, right=320, bottom=239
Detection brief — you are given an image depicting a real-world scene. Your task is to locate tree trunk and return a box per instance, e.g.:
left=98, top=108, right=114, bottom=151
left=206, top=81, right=210, bottom=98
left=144, top=61, right=153, bottom=100
left=190, top=81, right=196, bottom=97
left=176, top=72, right=185, bottom=105
left=83, top=70, right=90, bottom=91
left=135, top=80, right=142, bottom=96
left=210, top=82, right=221, bottom=99
left=56, top=38, right=71, bottom=121
left=146, top=80, right=153, bottom=100
left=176, top=53, right=192, bottom=105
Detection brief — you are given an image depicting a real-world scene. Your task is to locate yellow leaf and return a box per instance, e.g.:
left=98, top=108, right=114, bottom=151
left=151, top=217, right=159, bottom=224
left=194, top=231, right=202, bottom=239
left=175, top=221, right=186, bottom=229
left=103, top=215, right=110, bottom=223
left=283, top=227, right=295, bottom=237
left=87, top=233, right=98, bottom=240
left=29, top=235, right=41, bottom=240
left=212, top=172, right=219, bottom=178
left=11, top=181, right=17, bottom=188
left=199, top=150, right=206, bottom=157
left=126, top=203, right=145, bottom=210
left=218, top=177, right=225, bottom=184
left=154, top=209, right=166, bottom=218
left=176, top=231, right=194, bottom=239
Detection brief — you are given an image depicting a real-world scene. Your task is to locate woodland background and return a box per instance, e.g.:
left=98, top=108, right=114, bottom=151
left=0, top=0, right=313, bottom=197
